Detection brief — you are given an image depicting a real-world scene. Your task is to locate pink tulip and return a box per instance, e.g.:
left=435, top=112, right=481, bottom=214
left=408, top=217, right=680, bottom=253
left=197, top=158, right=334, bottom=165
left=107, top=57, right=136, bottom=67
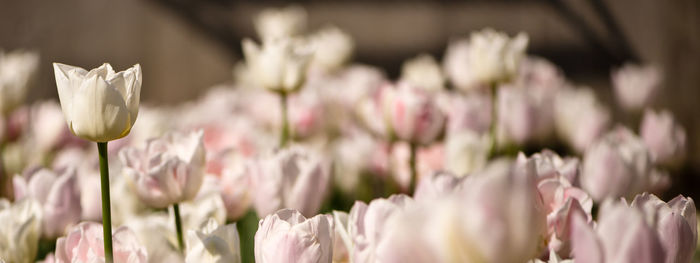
left=385, top=82, right=445, bottom=145
left=250, top=146, right=330, bottom=218
left=630, top=193, right=697, bottom=263
left=612, top=64, right=661, bottom=112
left=219, top=153, right=254, bottom=220
left=55, top=222, right=147, bottom=263
left=537, top=176, right=592, bottom=256
left=581, top=127, right=664, bottom=202
left=120, top=130, right=206, bottom=208
left=496, top=84, right=553, bottom=145
left=516, top=150, right=579, bottom=185
left=255, top=209, right=333, bottom=263
left=14, top=167, right=82, bottom=239
left=571, top=199, right=666, bottom=263
left=446, top=93, right=492, bottom=136
left=640, top=109, right=686, bottom=167
left=348, top=195, right=413, bottom=262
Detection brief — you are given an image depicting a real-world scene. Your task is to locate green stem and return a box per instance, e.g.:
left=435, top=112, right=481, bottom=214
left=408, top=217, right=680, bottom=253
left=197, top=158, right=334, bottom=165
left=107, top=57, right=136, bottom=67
left=279, top=92, right=290, bottom=148
left=408, top=142, right=418, bottom=194
left=173, top=203, right=185, bottom=252
left=488, top=83, right=498, bottom=158
left=97, top=142, right=113, bottom=263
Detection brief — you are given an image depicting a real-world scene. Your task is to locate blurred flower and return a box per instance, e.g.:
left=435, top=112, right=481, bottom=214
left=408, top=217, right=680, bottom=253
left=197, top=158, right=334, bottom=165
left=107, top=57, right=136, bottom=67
left=630, top=193, right=697, bottom=263
left=307, top=25, right=354, bottom=73
left=217, top=154, right=254, bottom=221
left=640, top=109, right=686, bottom=167
left=242, top=38, right=312, bottom=93
left=53, top=63, right=142, bottom=142
left=571, top=199, right=666, bottom=263
left=346, top=195, right=413, bottom=262
left=356, top=83, right=394, bottom=140
left=255, top=209, right=333, bottom=263
left=517, top=150, right=579, bottom=185
left=554, top=87, right=610, bottom=153
left=120, top=130, right=206, bottom=208
left=13, top=167, right=82, bottom=238
left=413, top=171, right=463, bottom=201
left=496, top=84, right=553, bottom=145
left=288, top=89, right=326, bottom=139
left=0, top=50, right=39, bottom=115
left=127, top=105, right=174, bottom=147
left=0, top=198, right=41, bottom=263
left=444, top=130, right=490, bottom=175
left=186, top=218, right=241, bottom=263
left=250, top=146, right=330, bottom=217
left=400, top=54, right=445, bottom=92
left=612, top=64, right=661, bottom=112
left=385, top=82, right=445, bottom=145
left=443, top=38, right=482, bottom=91
left=390, top=142, right=444, bottom=191
left=254, top=5, right=307, bottom=42
left=445, top=93, right=492, bottom=136
left=581, top=127, right=665, bottom=202
left=515, top=56, right=566, bottom=91
left=376, top=159, right=546, bottom=262
left=172, top=177, right=227, bottom=231
left=29, top=100, right=78, bottom=154
left=124, top=214, right=182, bottom=263
left=55, top=222, right=148, bottom=263
left=332, top=129, right=390, bottom=193
left=529, top=250, right=573, bottom=263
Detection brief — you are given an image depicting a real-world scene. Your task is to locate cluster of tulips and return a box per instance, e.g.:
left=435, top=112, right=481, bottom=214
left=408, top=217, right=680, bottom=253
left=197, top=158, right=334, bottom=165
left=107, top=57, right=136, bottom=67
left=0, top=5, right=696, bottom=263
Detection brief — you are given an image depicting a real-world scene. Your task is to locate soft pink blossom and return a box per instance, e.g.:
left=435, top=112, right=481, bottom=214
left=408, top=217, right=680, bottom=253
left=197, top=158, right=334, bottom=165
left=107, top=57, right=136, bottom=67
left=640, top=109, right=686, bottom=166
left=612, top=64, right=661, bottom=112
left=385, top=82, right=445, bottom=145
left=55, top=222, right=148, bottom=263
left=255, top=209, right=333, bottom=263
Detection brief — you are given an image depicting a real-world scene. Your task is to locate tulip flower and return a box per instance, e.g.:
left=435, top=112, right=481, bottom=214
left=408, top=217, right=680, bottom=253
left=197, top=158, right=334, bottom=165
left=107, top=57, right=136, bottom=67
left=630, top=193, right=697, bottom=263
left=446, top=93, right=492, bottom=136
left=444, top=130, right=490, bottom=175
left=123, top=214, right=182, bottom=263
left=255, top=209, right=333, bottom=263
left=496, top=84, right=554, bottom=145
left=571, top=199, right=666, bottom=263
left=612, top=64, right=661, bottom=112
left=554, top=86, right=610, bottom=153
left=640, top=109, right=687, bottom=167
left=580, top=127, right=667, bottom=202
left=400, top=54, right=445, bottom=93
left=120, top=130, right=206, bottom=252
left=242, top=37, right=312, bottom=147
left=54, top=62, right=142, bottom=262
left=14, top=167, right=82, bottom=239
left=186, top=218, right=241, bottom=263
left=346, top=195, right=413, bottom=262
left=250, top=146, right=330, bottom=218
left=517, top=150, right=580, bottom=184
left=306, top=25, right=354, bottom=73
left=254, top=5, right=307, bottom=42
left=0, top=50, right=39, bottom=115
left=55, top=222, right=148, bottom=263
left=0, top=198, right=42, bottom=263
left=413, top=171, right=463, bottom=201
left=218, top=158, right=254, bottom=221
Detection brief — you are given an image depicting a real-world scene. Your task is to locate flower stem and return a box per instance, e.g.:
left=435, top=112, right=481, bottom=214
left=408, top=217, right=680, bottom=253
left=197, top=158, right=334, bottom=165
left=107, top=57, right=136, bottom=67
left=279, top=91, right=290, bottom=148
left=173, top=203, right=185, bottom=252
left=488, top=83, right=498, bottom=158
left=408, top=142, right=418, bottom=194
left=97, top=142, right=113, bottom=263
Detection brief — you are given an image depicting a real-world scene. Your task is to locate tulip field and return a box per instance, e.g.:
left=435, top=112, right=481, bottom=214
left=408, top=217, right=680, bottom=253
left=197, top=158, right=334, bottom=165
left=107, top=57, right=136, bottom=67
left=0, top=5, right=698, bottom=263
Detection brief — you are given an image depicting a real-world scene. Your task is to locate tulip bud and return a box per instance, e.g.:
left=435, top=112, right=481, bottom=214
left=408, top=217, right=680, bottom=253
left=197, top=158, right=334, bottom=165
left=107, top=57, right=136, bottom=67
left=306, top=25, right=354, bottom=73
left=0, top=50, right=39, bottom=115
left=250, top=146, right=330, bottom=218
left=640, top=109, right=686, bottom=167
left=55, top=222, right=148, bottom=263
left=612, top=64, right=661, bottom=112
left=120, top=130, right=206, bottom=208
left=242, top=38, right=312, bottom=93
left=385, top=82, right=445, bottom=145
left=186, top=218, right=241, bottom=263
left=400, top=54, right=445, bottom=93
left=0, top=198, right=42, bottom=263
left=53, top=63, right=141, bottom=142
left=255, top=209, right=333, bottom=263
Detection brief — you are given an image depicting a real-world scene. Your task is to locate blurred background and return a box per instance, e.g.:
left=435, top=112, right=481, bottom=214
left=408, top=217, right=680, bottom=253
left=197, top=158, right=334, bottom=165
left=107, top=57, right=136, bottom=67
left=1, top=0, right=699, bottom=186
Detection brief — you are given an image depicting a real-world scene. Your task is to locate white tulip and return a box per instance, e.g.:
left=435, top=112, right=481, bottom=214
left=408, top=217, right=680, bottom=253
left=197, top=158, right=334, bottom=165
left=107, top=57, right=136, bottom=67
left=467, top=29, right=528, bottom=85
left=0, top=198, right=42, bottom=263
left=186, top=218, right=241, bottom=263
left=53, top=63, right=142, bottom=142
left=242, top=38, right=312, bottom=93
left=307, top=25, right=354, bottom=73
left=254, top=5, right=307, bottom=42
left=400, top=54, right=445, bottom=93
left=0, top=50, right=39, bottom=115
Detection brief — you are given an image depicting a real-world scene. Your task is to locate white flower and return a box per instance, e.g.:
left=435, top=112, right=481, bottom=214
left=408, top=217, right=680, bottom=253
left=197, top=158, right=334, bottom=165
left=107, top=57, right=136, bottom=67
left=400, top=54, right=445, bottom=92
left=254, top=5, right=307, bottom=42
left=242, top=38, right=312, bottom=93
left=467, top=29, right=528, bottom=85
left=444, top=130, right=490, bottom=175
left=0, top=198, right=42, bottom=263
left=186, top=218, right=241, bottom=263
left=554, top=86, right=610, bottom=153
left=53, top=63, right=142, bottom=142
left=307, top=25, right=354, bottom=73
left=255, top=209, right=333, bottom=263
left=0, top=50, right=39, bottom=114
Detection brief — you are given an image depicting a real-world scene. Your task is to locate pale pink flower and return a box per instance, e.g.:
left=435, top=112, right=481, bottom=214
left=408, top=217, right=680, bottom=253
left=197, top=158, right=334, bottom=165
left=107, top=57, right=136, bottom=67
left=54, top=222, right=148, bottom=263
left=250, top=146, right=330, bottom=218
left=413, top=171, right=463, bottom=201
left=497, top=84, right=554, bottom=145
left=516, top=150, right=580, bottom=185
left=255, top=209, right=333, bottom=263
left=120, top=130, right=206, bottom=208
left=218, top=152, right=254, bottom=220
left=385, top=82, right=445, bottom=145
left=640, top=109, right=686, bottom=166
left=554, top=86, right=610, bottom=153
left=537, top=176, right=592, bottom=256
left=186, top=218, right=241, bottom=263
left=347, top=195, right=413, bottom=263
left=445, top=92, right=492, bottom=136
left=612, top=64, right=661, bottom=112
